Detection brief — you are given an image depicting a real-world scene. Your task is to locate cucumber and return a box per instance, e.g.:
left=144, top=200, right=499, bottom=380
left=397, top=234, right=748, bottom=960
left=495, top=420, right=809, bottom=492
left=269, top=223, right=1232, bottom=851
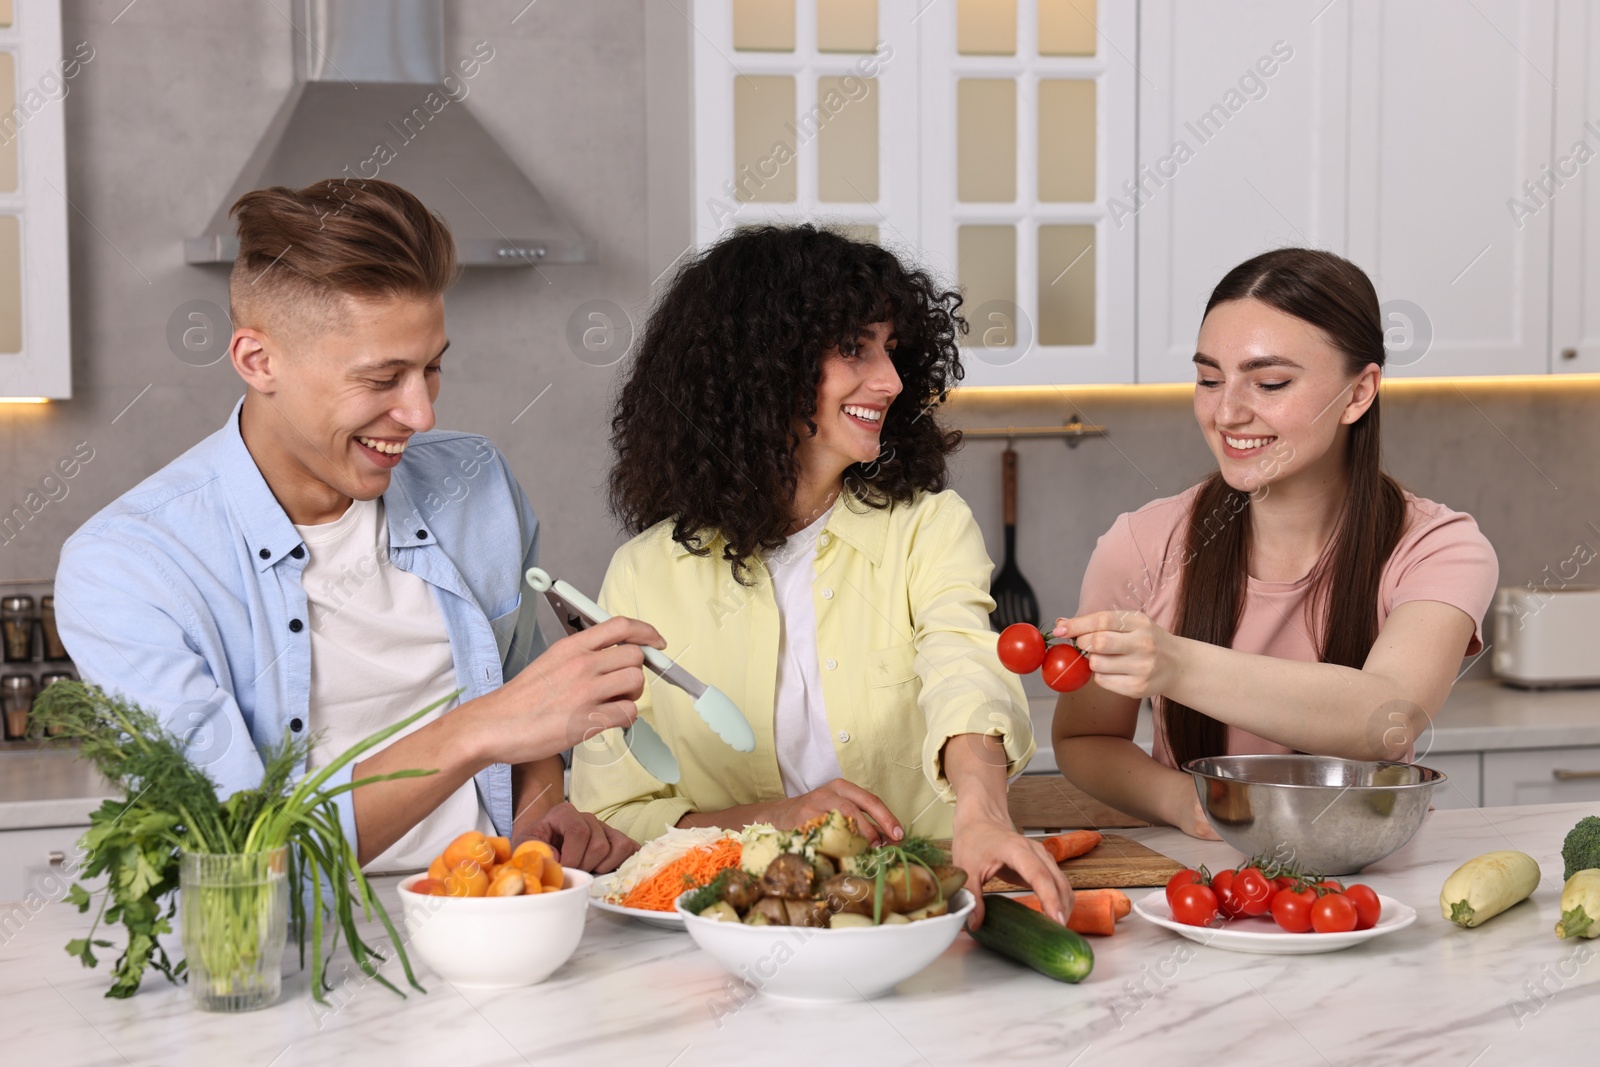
left=1439, top=850, right=1541, bottom=928
left=967, top=894, right=1094, bottom=983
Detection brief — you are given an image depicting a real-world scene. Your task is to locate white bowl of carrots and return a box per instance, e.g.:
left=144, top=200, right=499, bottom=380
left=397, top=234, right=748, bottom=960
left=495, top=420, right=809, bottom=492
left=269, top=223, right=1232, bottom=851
left=396, top=833, right=592, bottom=989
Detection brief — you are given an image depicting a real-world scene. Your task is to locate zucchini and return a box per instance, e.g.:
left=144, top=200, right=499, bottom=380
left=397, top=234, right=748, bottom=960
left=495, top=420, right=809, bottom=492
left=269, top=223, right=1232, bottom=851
left=967, top=894, right=1094, bottom=983
left=1439, top=850, right=1541, bottom=928
left=1555, top=869, right=1600, bottom=940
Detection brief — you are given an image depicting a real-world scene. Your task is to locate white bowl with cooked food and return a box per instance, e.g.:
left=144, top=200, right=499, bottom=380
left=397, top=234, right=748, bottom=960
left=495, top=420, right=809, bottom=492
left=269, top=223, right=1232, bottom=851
left=675, top=887, right=976, bottom=1002
left=396, top=869, right=592, bottom=989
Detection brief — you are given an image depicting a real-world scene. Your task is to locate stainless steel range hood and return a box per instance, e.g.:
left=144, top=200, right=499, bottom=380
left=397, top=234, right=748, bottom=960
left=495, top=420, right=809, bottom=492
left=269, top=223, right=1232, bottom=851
left=185, top=0, right=592, bottom=267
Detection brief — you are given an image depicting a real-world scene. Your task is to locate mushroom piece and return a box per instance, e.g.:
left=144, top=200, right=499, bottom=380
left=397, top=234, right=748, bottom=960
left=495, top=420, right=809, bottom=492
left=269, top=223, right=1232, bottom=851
left=760, top=853, right=817, bottom=899
left=719, top=868, right=763, bottom=913
left=819, top=874, right=877, bottom=917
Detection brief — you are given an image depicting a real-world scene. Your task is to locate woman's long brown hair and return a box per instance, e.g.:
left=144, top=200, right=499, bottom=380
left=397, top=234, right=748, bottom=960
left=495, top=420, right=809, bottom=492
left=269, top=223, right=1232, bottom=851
left=1164, top=249, right=1407, bottom=768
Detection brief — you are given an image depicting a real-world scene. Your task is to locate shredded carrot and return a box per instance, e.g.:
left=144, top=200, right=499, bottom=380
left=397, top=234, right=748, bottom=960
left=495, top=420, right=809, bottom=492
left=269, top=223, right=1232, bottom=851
left=620, top=838, right=744, bottom=912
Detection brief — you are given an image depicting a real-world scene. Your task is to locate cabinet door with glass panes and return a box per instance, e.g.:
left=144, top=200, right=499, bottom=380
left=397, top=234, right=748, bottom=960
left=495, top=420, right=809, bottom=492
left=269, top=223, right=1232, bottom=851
left=917, top=0, right=1136, bottom=386
left=691, top=0, right=918, bottom=256
left=689, top=0, right=1134, bottom=387
left=0, top=0, right=72, bottom=400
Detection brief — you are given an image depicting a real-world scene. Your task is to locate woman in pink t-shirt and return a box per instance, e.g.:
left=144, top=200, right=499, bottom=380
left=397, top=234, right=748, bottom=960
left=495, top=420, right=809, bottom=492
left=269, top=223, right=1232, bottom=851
left=1051, top=248, right=1498, bottom=838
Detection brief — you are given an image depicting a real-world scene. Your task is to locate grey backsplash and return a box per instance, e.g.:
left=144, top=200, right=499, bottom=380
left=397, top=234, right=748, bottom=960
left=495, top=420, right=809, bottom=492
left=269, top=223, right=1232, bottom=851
left=4, top=1, right=1596, bottom=701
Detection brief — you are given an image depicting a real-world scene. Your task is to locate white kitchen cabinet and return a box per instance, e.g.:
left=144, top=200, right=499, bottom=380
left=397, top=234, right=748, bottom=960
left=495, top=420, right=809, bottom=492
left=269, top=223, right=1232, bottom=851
left=1346, top=0, right=1556, bottom=378
left=0, top=824, right=93, bottom=906
left=1482, top=745, right=1600, bottom=808
left=1138, top=0, right=1558, bottom=383
left=1419, top=751, right=1482, bottom=810
left=1550, top=0, right=1600, bottom=376
left=1134, top=0, right=1351, bottom=383
left=0, top=0, right=73, bottom=399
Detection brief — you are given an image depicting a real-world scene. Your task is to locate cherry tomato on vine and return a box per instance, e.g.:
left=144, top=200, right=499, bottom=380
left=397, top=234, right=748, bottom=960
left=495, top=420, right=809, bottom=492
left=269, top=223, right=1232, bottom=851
left=1170, top=883, right=1220, bottom=927
left=996, top=624, right=1048, bottom=674
left=1314, top=879, right=1345, bottom=894
left=1271, top=887, right=1317, bottom=933
left=1041, top=642, right=1092, bottom=693
left=1166, top=868, right=1205, bottom=907
left=1343, top=884, right=1382, bottom=930
left=1234, top=867, right=1274, bottom=917
left=1271, top=875, right=1297, bottom=893
left=1310, top=893, right=1359, bottom=933
left=1211, top=869, right=1246, bottom=919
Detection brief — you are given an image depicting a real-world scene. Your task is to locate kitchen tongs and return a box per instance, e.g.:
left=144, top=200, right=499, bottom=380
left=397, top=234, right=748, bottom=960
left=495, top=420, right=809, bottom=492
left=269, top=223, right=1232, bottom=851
left=524, top=567, right=756, bottom=785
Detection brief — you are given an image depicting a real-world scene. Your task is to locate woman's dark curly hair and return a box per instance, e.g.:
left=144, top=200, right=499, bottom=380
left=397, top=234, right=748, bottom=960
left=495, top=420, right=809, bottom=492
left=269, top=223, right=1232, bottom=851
left=609, top=224, right=967, bottom=583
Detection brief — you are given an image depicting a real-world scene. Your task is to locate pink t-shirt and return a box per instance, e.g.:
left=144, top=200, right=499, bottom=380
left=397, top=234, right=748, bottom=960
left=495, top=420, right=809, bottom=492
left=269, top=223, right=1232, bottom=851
left=1076, top=484, right=1499, bottom=768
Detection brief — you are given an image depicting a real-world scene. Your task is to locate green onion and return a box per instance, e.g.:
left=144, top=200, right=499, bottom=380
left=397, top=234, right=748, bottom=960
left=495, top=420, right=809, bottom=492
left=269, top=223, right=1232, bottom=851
left=31, top=681, right=449, bottom=1003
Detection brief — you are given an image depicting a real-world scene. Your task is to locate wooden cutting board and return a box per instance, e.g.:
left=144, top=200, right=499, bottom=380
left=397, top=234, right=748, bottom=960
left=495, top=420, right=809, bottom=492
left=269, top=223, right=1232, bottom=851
left=982, top=834, right=1186, bottom=892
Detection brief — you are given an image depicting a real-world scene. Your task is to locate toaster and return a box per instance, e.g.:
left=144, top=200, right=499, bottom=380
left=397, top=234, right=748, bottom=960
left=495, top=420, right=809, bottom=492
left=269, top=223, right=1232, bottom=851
left=1492, top=586, right=1600, bottom=688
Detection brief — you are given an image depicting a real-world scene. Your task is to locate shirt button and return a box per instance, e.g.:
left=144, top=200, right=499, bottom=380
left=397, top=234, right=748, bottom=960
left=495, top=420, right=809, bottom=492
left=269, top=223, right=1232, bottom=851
left=825, top=658, right=837, bottom=670
left=837, top=730, right=850, bottom=743
left=290, top=718, right=304, bottom=733
left=821, top=588, right=834, bottom=600
left=289, top=619, right=304, bottom=633
left=258, top=548, right=271, bottom=560
left=416, top=529, right=429, bottom=540
left=290, top=546, right=305, bottom=559
left=819, top=533, right=831, bottom=547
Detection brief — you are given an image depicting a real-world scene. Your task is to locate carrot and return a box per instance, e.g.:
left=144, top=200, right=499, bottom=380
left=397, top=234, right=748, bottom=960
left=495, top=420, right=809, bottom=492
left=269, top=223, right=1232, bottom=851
left=1063, top=891, right=1116, bottom=936
left=1094, top=888, right=1132, bottom=920
left=1040, top=830, right=1103, bottom=864
left=1011, top=889, right=1130, bottom=936
left=619, top=838, right=743, bottom=912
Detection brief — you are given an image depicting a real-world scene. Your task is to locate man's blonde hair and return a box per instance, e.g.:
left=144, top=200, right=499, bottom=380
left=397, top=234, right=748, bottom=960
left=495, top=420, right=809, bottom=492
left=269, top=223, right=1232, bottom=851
left=228, top=178, right=458, bottom=341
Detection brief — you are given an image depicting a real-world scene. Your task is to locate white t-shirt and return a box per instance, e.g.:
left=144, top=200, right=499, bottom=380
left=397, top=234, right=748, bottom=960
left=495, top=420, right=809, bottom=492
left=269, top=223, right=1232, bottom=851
left=765, top=506, right=844, bottom=797
left=296, top=497, right=492, bottom=873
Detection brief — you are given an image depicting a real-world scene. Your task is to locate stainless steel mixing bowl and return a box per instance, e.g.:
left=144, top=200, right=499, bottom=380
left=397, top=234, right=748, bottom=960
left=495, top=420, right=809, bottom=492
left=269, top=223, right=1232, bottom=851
left=1182, top=754, right=1447, bottom=875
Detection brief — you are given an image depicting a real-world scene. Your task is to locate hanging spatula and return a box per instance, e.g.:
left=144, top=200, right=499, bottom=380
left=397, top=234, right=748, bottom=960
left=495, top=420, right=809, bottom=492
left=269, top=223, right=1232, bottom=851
left=990, top=444, right=1040, bottom=631
left=524, top=567, right=756, bottom=785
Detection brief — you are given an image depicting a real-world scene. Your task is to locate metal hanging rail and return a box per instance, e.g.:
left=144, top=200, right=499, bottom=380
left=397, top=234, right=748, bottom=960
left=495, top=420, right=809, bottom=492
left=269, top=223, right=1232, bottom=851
left=958, top=414, right=1108, bottom=449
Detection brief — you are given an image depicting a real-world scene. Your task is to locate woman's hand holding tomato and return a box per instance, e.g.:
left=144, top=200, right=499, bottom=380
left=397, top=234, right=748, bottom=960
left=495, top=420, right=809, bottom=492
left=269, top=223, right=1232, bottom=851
left=1051, top=610, right=1183, bottom=701
left=995, top=623, right=1091, bottom=693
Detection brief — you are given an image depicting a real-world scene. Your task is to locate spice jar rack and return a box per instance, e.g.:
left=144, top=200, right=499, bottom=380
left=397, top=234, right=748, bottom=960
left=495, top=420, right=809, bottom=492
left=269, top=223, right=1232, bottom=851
left=1, top=578, right=76, bottom=747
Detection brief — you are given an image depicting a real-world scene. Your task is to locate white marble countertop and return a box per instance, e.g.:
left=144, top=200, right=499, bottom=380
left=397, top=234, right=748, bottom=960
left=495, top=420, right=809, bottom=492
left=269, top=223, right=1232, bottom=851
left=3, top=801, right=1593, bottom=1065
left=1021, top=679, right=1600, bottom=774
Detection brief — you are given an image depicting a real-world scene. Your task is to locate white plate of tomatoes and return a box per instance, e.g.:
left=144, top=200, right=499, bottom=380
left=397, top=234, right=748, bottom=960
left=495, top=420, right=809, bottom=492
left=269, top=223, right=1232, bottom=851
left=1133, top=867, right=1417, bottom=954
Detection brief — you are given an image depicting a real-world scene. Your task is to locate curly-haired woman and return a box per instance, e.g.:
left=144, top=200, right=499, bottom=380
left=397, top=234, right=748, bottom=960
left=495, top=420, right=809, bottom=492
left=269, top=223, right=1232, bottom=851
left=1053, top=248, right=1498, bottom=838
left=570, top=225, right=1072, bottom=921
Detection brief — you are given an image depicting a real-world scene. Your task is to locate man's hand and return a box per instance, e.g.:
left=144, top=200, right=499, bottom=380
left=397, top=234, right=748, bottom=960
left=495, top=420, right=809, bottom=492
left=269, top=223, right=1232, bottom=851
left=952, top=801, right=1074, bottom=927
left=523, top=802, right=639, bottom=873
left=479, top=615, right=666, bottom=766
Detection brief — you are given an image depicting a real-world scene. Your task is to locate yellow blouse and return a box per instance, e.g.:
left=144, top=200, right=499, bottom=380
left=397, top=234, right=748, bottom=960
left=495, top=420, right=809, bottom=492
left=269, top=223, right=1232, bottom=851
left=570, top=488, right=1033, bottom=843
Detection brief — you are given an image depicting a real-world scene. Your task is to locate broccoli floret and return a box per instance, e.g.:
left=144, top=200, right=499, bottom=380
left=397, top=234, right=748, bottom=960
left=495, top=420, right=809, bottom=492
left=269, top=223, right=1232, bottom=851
left=1561, top=816, right=1600, bottom=881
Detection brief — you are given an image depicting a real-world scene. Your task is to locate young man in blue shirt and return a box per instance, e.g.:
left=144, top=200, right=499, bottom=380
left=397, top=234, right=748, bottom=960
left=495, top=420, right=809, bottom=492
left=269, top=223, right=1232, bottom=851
left=56, top=178, right=658, bottom=873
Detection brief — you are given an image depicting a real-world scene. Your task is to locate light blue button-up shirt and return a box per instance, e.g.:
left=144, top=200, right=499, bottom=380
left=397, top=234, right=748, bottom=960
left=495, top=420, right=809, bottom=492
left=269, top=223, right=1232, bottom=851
left=54, top=396, right=545, bottom=848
